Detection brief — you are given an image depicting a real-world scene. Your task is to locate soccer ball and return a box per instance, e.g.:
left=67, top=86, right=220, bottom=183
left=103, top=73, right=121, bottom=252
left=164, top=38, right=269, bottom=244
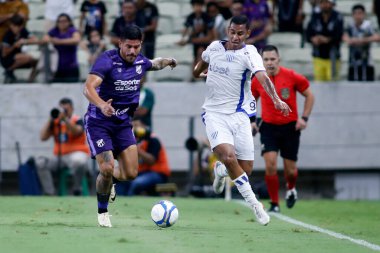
left=151, top=200, right=179, bottom=228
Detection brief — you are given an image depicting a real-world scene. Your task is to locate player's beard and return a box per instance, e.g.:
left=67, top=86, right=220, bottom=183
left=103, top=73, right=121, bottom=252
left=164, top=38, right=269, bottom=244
left=125, top=54, right=137, bottom=63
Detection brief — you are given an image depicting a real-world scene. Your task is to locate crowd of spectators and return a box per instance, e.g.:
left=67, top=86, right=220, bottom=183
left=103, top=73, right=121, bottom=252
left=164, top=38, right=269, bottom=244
left=1, top=0, right=380, bottom=83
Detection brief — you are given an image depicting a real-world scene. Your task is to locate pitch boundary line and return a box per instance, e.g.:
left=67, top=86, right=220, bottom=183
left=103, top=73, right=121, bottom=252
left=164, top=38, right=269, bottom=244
left=236, top=200, right=380, bottom=252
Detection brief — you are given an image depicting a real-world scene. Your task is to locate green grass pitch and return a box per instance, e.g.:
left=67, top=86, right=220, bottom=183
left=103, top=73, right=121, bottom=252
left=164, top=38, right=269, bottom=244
left=0, top=197, right=379, bottom=253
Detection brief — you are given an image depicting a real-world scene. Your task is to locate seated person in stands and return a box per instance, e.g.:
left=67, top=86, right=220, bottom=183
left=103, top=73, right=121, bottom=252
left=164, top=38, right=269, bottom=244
left=42, top=13, right=81, bottom=82
left=342, top=4, right=380, bottom=81
left=80, top=29, right=106, bottom=67
left=1, top=14, right=38, bottom=83
left=110, top=0, right=145, bottom=48
left=35, top=97, right=90, bottom=196
left=115, top=119, right=171, bottom=196
left=177, top=0, right=214, bottom=72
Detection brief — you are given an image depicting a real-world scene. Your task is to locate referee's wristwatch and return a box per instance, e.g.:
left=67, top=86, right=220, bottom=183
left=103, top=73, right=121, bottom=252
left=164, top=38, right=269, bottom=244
left=301, top=116, right=309, bottom=122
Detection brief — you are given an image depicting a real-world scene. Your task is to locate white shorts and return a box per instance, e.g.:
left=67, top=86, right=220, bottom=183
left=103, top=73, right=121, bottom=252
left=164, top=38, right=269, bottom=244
left=202, top=111, right=254, bottom=160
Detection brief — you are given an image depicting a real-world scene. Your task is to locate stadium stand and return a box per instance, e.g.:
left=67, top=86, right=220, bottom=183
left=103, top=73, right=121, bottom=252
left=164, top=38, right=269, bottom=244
left=13, top=0, right=376, bottom=84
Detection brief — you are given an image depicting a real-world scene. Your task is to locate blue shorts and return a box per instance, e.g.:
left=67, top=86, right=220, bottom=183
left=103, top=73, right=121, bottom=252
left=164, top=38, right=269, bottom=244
left=84, top=114, right=136, bottom=159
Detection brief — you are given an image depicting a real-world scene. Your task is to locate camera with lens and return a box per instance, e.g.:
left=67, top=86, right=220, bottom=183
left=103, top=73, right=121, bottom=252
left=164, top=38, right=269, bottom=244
left=50, top=108, right=62, bottom=119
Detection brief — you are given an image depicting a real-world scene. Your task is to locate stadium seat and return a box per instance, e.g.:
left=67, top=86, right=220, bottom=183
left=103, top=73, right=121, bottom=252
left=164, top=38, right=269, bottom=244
left=27, top=19, right=45, bottom=37
left=150, top=63, right=192, bottom=82
left=157, top=2, right=182, bottom=18
left=157, top=16, right=174, bottom=35
left=156, top=33, right=182, bottom=49
left=268, top=32, right=303, bottom=48
left=155, top=44, right=193, bottom=65
left=28, top=1, right=45, bottom=20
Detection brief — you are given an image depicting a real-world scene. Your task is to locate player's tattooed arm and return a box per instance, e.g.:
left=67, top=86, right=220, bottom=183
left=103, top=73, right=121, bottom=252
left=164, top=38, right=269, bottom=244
left=149, top=57, right=177, bottom=71
left=256, top=71, right=291, bottom=116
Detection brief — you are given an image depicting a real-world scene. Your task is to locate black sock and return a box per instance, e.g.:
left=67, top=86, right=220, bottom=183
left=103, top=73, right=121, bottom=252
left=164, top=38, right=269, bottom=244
left=97, top=193, right=110, bottom=214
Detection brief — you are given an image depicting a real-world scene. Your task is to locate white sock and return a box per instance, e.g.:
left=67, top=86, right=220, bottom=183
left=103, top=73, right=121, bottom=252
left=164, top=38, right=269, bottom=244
left=233, top=172, right=259, bottom=206
left=215, top=161, right=229, bottom=177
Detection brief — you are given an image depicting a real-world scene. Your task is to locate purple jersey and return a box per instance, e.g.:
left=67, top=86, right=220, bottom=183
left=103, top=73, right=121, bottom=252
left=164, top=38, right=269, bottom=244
left=87, top=49, right=152, bottom=122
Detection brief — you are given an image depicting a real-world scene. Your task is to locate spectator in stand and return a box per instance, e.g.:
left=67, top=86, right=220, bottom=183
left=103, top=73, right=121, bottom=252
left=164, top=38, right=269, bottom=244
left=36, top=97, right=90, bottom=196
left=373, top=0, right=380, bottom=29
left=43, top=0, right=76, bottom=32
left=0, top=0, right=29, bottom=42
left=272, top=0, right=304, bottom=33
left=115, top=119, right=171, bottom=196
left=243, top=0, right=273, bottom=52
left=206, top=0, right=233, bottom=20
left=343, top=4, right=380, bottom=81
left=42, top=13, right=81, bottom=82
left=225, top=0, right=244, bottom=34
left=177, top=0, right=214, bottom=72
left=1, top=14, right=38, bottom=83
left=79, top=0, right=107, bottom=38
left=134, top=76, right=155, bottom=129
left=136, top=0, right=159, bottom=60
left=306, top=0, right=343, bottom=82
left=110, top=0, right=145, bottom=47
left=80, top=28, right=106, bottom=67
left=207, top=2, right=227, bottom=40
left=309, top=0, right=321, bottom=14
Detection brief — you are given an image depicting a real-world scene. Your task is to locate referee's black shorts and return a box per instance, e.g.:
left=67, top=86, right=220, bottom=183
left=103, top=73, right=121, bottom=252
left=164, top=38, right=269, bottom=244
left=259, top=121, right=301, bottom=161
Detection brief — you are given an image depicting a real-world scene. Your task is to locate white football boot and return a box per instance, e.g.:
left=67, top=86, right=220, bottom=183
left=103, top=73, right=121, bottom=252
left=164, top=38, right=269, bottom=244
left=252, top=202, right=270, bottom=226
left=98, top=212, right=112, bottom=228
left=213, top=161, right=226, bottom=194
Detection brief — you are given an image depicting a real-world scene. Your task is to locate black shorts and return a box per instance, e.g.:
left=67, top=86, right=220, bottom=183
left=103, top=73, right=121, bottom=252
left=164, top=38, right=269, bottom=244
left=259, top=121, right=301, bottom=161
left=0, top=55, right=15, bottom=69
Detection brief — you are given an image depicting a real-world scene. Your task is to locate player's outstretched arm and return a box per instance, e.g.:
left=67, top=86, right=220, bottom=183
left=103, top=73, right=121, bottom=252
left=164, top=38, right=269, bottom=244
left=255, top=71, right=291, bottom=116
left=193, top=60, right=209, bottom=78
left=83, top=74, right=115, bottom=117
left=149, top=57, right=177, bottom=71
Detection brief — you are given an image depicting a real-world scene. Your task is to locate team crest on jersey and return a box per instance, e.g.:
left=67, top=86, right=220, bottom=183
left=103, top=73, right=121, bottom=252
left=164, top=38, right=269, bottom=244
left=281, top=88, right=290, bottom=99
left=117, top=68, right=122, bottom=73
left=96, top=139, right=105, bottom=148
left=226, top=53, right=234, bottom=62
left=136, top=65, right=142, bottom=74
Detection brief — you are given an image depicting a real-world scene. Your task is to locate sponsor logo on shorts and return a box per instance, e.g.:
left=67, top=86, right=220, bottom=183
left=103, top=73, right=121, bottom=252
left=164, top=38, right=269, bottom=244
left=97, top=139, right=105, bottom=147
left=115, top=107, right=129, bottom=116
left=136, top=65, right=142, bottom=74
left=114, top=79, right=140, bottom=91
left=281, top=88, right=290, bottom=99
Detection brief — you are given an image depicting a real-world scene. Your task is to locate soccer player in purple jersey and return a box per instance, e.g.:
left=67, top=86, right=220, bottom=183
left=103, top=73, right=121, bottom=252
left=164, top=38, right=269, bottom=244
left=83, top=25, right=177, bottom=227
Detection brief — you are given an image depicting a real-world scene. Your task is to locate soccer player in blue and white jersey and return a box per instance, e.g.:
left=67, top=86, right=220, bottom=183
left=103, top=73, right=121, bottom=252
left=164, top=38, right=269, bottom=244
left=83, top=25, right=177, bottom=227
left=193, top=15, right=291, bottom=226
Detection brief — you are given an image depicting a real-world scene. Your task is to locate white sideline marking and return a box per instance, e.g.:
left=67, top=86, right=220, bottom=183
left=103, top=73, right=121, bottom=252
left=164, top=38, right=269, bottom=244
left=237, top=201, right=380, bottom=251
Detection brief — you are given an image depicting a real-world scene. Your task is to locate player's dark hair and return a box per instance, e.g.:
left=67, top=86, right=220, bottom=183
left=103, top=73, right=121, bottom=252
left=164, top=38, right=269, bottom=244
left=120, top=25, right=143, bottom=41
left=59, top=97, right=73, bottom=106
left=9, top=14, right=24, bottom=26
left=262, top=45, right=280, bottom=56
left=191, top=0, right=204, bottom=6
left=352, top=4, right=365, bottom=13
left=230, top=15, right=249, bottom=29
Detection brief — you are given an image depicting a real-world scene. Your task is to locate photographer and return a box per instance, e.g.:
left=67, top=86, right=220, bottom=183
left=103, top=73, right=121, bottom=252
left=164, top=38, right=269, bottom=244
left=35, top=98, right=90, bottom=195
left=115, top=119, right=171, bottom=196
